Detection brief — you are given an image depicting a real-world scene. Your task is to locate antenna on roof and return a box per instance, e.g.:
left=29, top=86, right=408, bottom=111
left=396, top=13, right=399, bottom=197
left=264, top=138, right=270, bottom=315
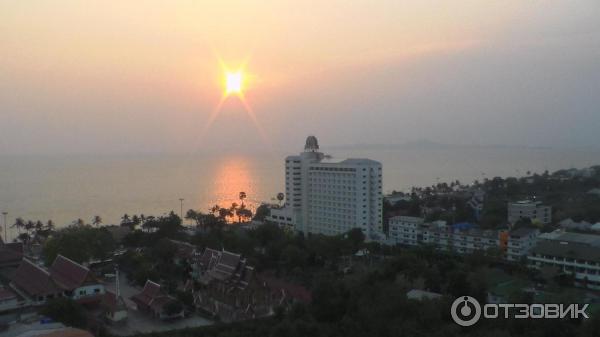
left=115, top=264, right=120, bottom=298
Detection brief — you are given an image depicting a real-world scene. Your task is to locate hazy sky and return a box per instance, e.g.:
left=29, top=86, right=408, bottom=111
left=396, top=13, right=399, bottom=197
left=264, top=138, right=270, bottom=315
left=1, top=1, right=599, bottom=155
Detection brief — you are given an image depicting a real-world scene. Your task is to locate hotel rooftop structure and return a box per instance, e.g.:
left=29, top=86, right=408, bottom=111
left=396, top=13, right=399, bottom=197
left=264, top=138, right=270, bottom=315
left=267, top=136, right=383, bottom=239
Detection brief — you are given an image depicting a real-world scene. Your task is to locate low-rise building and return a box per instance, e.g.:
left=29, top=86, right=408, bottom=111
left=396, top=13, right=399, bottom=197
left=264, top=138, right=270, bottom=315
left=0, top=240, right=24, bottom=269
left=508, top=200, right=552, bottom=224
left=131, top=280, right=183, bottom=320
left=422, top=224, right=500, bottom=254
left=538, top=230, right=600, bottom=245
left=559, top=218, right=592, bottom=231
left=528, top=236, right=600, bottom=290
left=387, top=219, right=503, bottom=255
left=384, top=192, right=411, bottom=205
left=49, top=255, right=105, bottom=302
left=192, top=248, right=310, bottom=322
left=10, top=255, right=105, bottom=305
left=388, top=216, right=424, bottom=246
left=102, top=290, right=128, bottom=324
left=506, top=227, right=540, bottom=261
left=467, top=190, right=485, bottom=220
left=0, top=286, right=21, bottom=312
left=11, top=258, right=60, bottom=305
left=266, top=207, right=295, bottom=230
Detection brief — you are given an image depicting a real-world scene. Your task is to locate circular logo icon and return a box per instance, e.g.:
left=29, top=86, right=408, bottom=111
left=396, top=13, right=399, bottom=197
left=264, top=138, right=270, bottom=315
left=451, top=296, right=481, bottom=327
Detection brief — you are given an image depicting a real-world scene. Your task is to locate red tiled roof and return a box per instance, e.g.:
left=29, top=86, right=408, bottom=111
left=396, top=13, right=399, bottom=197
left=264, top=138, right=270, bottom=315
left=12, top=259, right=59, bottom=296
left=257, top=274, right=313, bottom=303
left=0, top=246, right=23, bottom=265
left=5, top=242, right=23, bottom=254
left=49, top=255, right=91, bottom=291
left=103, top=291, right=117, bottom=311
left=170, top=240, right=196, bottom=259
left=131, top=280, right=162, bottom=307
left=0, top=287, right=17, bottom=301
left=130, top=280, right=176, bottom=314
left=149, top=295, right=173, bottom=312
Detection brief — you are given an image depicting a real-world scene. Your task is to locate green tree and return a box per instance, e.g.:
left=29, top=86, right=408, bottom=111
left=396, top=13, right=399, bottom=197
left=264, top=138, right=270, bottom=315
left=164, top=300, right=184, bottom=316
left=253, top=204, right=270, bottom=221
left=45, top=220, right=55, bottom=232
left=236, top=204, right=253, bottom=223
left=92, top=215, right=102, bottom=227
left=43, top=225, right=116, bottom=264
left=11, top=217, right=25, bottom=236
left=185, top=209, right=198, bottom=226
left=41, top=298, right=87, bottom=328
left=155, top=212, right=184, bottom=238
left=346, top=228, right=365, bottom=253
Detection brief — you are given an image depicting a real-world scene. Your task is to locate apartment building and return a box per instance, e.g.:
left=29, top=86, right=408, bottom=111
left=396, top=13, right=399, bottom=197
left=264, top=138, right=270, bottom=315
left=508, top=200, right=552, bottom=224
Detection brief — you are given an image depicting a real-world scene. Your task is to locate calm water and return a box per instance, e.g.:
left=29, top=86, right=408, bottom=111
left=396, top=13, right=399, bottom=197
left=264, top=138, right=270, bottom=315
left=0, top=146, right=599, bottom=239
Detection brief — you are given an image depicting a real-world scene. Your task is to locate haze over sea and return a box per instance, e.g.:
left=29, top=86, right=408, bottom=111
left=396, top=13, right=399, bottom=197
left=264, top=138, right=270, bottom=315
left=1, top=143, right=599, bottom=238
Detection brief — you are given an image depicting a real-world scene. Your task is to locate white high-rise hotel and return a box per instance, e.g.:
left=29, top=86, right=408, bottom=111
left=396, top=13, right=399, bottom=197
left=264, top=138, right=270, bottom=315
left=268, top=136, right=383, bottom=239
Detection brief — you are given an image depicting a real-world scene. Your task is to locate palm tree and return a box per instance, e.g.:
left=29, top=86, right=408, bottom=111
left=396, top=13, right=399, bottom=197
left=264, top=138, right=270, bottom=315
left=210, top=205, right=220, bottom=216
left=120, top=214, right=131, bottom=227
left=236, top=204, right=253, bottom=223
left=46, top=220, right=55, bottom=232
left=218, top=207, right=233, bottom=221
left=12, top=217, right=25, bottom=235
left=131, top=215, right=140, bottom=228
left=24, top=220, right=35, bottom=234
left=230, top=203, right=239, bottom=222
left=142, top=215, right=156, bottom=232
left=235, top=204, right=243, bottom=223
left=276, top=192, right=285, bottom=206
left=17, top=232, right=31, bottom=245
left=185, top=209, right=197, bottom=225
left=34, top=220, right=44, bottom=236
left=239, top=191, right=247, bottom=207
left=92, top=215, right=102, bottom=227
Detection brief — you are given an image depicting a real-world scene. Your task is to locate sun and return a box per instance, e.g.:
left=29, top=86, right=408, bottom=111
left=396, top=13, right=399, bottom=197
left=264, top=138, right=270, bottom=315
left=225, top=71, right=243, bottom=95
left=201, top=57, right=268, bottom=143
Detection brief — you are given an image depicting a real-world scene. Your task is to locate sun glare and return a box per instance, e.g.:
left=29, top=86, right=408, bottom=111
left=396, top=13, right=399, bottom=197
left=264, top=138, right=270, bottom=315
left=201, top=58, right=268, bottom=144
left=226, top=71, right=243, bottom=95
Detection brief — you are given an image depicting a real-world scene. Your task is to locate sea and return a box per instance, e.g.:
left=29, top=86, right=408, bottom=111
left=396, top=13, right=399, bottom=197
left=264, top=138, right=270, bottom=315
left=0, top=145, right=599, bottom=239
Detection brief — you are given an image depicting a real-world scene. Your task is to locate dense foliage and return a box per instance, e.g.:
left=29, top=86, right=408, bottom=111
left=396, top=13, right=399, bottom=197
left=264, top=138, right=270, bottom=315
left=385, top=167, right=600, bottom=230
left=41, top=298, right=88, bottom=329
left=42, top=224, right=116, bottom=265
left=124, top=245, right=600, bottom=337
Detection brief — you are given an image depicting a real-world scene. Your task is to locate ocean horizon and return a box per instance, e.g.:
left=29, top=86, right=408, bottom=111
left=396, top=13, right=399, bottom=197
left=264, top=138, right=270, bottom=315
left=1, top=144, right=599, bottom=240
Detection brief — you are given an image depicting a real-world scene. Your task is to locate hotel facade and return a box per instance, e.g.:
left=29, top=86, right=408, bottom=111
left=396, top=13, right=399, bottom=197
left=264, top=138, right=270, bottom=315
left=268, top=136, right=383, bottom=239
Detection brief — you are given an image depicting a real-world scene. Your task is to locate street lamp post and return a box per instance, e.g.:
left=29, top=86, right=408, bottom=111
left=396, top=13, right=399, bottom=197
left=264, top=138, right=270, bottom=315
left=2, top=212, right=7, bottom=242
left=179, top=198, right=184, bottom=221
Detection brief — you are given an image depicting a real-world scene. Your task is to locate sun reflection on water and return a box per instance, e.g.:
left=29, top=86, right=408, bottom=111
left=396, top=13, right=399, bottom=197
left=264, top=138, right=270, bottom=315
left=208, top=157, right=256, bottom=221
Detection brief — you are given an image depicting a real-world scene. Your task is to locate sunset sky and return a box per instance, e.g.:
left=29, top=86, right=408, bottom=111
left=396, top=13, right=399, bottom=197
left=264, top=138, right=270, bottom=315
left=1, top=1, right=599, bottom=154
